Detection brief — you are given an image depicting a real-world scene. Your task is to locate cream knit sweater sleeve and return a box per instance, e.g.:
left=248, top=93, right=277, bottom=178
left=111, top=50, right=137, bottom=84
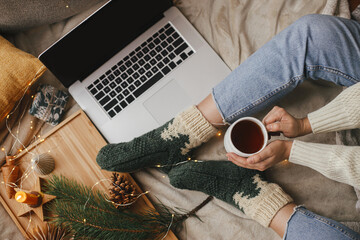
left=308, top=82, right=360, bottom=133
left=289, top=82, right=360, bottom=189
left=289, top=141, right=360, bottom=188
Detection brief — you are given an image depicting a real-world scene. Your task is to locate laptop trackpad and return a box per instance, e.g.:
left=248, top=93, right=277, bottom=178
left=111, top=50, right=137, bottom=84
left=143, top=80, right=192, bottom=125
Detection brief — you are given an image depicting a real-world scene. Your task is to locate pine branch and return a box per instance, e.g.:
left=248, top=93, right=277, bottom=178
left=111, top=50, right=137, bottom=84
left=43, top=175, right=197, bottom=240
left=48, top=200, right=154, bottom=240
left=44, top=175, right=116, bottom=215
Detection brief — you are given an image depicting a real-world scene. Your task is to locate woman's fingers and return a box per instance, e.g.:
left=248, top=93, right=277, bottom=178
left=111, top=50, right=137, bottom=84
left=226, top=152, right=271, bottom=171
left=227, top=140, right=292, bottom=171
left=263, top=106, right=285, bottom=125
left=266, top=122, right=282, bottom=132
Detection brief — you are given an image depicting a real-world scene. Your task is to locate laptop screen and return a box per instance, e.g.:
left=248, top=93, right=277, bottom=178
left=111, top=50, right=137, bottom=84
left=39, top=0, right=172, bottom=88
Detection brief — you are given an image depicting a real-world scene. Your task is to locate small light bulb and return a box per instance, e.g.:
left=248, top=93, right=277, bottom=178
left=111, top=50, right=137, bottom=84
left=217, top=131, right=222, bottom=136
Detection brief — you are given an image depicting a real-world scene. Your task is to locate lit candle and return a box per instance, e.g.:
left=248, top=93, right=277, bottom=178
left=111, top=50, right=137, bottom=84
left=15, top=191, right=41, bottom=206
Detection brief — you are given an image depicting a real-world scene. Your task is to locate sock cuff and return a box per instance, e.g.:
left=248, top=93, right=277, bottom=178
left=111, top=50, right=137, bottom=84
left=251, top=184, right=293, bottom=227
left=179, top=105, right=218, bottom=142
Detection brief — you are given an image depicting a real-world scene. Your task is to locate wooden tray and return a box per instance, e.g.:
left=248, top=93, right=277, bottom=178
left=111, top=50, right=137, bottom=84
left=0, top=110, right=177, bottom=239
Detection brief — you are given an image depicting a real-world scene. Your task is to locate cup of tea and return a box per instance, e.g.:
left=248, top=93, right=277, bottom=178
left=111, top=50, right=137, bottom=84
left=224, top=117, right=268, bottom=157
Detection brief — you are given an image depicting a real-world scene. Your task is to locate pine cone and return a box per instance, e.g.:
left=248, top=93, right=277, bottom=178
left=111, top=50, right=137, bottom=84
left=109, top=172, right=137, bottom=209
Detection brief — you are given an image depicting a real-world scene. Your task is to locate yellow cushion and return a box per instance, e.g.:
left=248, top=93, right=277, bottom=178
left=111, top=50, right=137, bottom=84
left=0, top=36, right=46, bottom=121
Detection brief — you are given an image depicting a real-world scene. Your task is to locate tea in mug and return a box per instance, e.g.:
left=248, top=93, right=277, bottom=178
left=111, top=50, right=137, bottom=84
left=230, top=120, right=264, bottom=154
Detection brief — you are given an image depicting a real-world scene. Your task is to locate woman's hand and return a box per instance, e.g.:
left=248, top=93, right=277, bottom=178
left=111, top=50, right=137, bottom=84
left=227, top=140, right=293, bottom=171
left=263, top=106, right=312, bottom=138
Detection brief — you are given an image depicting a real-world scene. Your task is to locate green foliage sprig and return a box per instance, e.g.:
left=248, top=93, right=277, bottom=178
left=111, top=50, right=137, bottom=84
left=43, top=175, right=206, bottom=240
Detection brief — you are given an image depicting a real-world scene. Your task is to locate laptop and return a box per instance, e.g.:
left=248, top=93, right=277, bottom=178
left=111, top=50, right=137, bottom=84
left=39, top=0, right=231, bottom=143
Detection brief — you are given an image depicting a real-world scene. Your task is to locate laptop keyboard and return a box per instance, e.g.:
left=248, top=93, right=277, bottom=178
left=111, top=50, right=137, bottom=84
left=86, top=23, right=194, bottom=118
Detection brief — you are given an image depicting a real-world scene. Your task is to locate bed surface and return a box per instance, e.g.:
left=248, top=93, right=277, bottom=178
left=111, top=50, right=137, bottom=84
left=1, top=0, right=359, bottom=239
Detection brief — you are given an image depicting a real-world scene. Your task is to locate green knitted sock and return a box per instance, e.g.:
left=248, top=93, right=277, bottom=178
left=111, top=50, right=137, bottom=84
left=96, top=106, right=217, bottom=173
left=168, top=161, right=293, bottom=227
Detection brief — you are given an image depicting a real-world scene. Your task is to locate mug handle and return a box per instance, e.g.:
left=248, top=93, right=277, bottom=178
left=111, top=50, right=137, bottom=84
left=268, top=131, right=281, bottom=140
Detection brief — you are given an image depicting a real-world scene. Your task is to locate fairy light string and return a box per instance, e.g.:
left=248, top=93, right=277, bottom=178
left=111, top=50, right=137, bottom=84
left=154, top=157, right=204, bottom=169
left=105, top=191, right=150, bottom=207
left=0, top=64, right=224, bottom=236
left=2, top=65, right=46, bottom=165
left=25, top=211, right=33, bottom=234
left=0, top=66, right=57, bottom=233
left=83, top=178, right=150, bottom=212
left=161, top=213, right=174, bottom=240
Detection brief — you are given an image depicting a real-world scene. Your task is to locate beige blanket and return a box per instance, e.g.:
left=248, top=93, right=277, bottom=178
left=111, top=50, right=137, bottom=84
left=1, top=0, right=359, bottom=239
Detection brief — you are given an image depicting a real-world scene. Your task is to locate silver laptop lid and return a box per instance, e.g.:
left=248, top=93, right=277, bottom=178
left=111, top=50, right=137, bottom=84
left=38, top=0, right=173, bottom=88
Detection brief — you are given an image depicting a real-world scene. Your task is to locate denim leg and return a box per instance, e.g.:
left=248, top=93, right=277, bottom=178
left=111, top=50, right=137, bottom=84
left=212, top=14, right=360, bottom=124
left=284, top=206, right=360, bottom=240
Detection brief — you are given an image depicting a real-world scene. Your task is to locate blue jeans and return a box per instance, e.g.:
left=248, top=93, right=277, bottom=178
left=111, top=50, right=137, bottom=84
left=212, top=14, right=360, bottom=239
left=212, top=14, right=360, bottom=124
left=285, top=206, right=360, bottom=240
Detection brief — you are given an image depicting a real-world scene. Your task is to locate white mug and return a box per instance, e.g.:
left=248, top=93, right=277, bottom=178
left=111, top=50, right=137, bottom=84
left=224, top=117, right=268, bottom=157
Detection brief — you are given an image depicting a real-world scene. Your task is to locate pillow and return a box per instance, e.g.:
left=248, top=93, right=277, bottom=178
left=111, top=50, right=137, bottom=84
left=0, top=0, right=104, bottom=32
left=0, top=35, right=46, bottom=121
